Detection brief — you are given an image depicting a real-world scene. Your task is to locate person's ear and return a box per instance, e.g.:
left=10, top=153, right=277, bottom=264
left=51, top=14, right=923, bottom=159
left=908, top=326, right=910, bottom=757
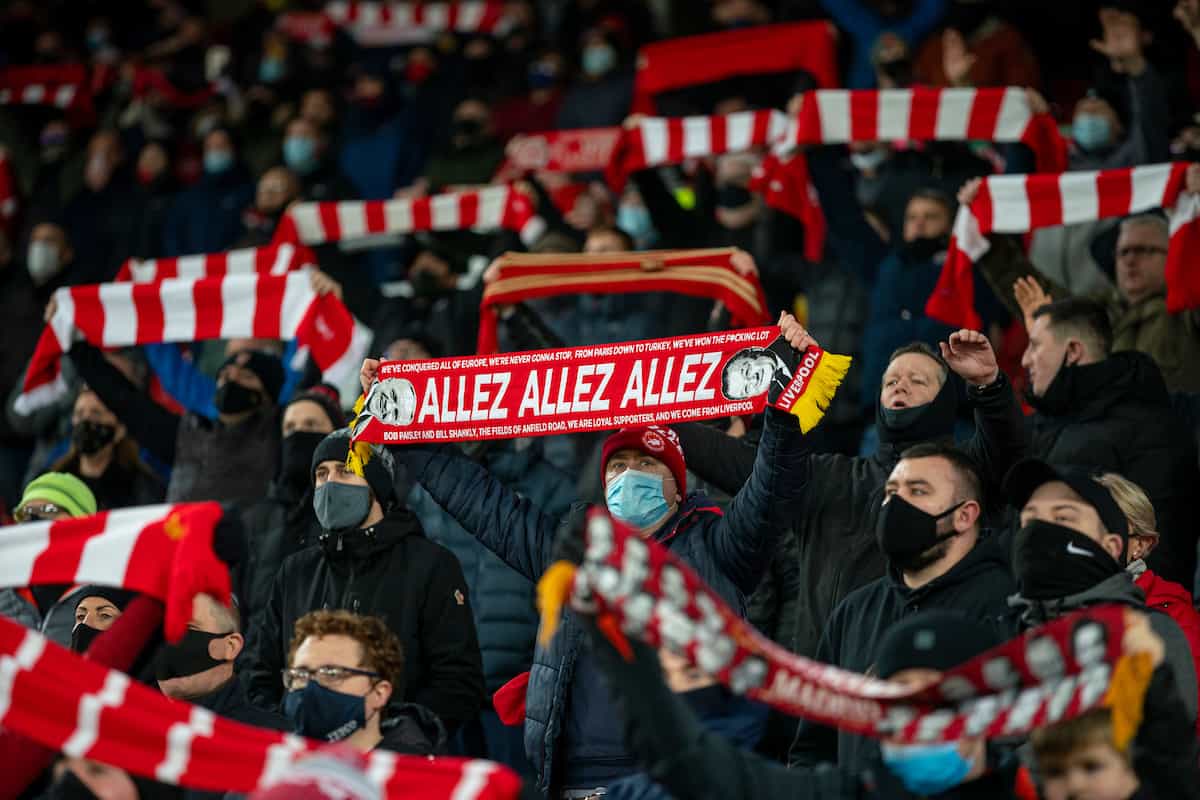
left=223, top=632, right=245, bottom=660
left=955, top=500, right=981, bottom=532
left=1102, top=533, right=1125, bottom=564
left=1064, top=339, right=1086, bottom=366
left=113, top=422, right=127, bottom=445
left=370, top=679, right=392, bottom=712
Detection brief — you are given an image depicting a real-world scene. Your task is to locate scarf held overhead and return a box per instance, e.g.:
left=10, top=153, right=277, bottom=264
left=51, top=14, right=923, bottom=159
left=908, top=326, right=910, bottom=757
left=631, top=22, right=838, bottom=114
left=0, top=614, right=521, bottom=799
left=555, top=511, right=1150, bottom=745
left=0, top=503, right=227, bottom=641
left=115, top=243, right=316, bottom=283
left=926, top=162, right=1200, bottom=329
left=477, top=248, right=769, bottom=353
left=323, top=1, right=512, bottom=46
left=272, top=185, right=545, bottom=248
left=15, top=270, right=370, bottom=414
left=351, top=327, right=849, bottom=445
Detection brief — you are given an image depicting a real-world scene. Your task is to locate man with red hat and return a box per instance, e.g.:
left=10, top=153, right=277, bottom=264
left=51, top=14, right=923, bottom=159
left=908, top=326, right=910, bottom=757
left=359, top=345, right=805, bottom=799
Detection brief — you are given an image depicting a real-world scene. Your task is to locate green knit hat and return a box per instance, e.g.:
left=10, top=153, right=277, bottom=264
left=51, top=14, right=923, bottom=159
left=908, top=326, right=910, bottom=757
left=20, top=472, right=97, bottom=518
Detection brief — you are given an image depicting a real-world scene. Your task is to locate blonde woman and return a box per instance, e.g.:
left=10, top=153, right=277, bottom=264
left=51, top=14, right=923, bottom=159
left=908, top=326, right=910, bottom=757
left=1098, top=472, right=1200, bottom=730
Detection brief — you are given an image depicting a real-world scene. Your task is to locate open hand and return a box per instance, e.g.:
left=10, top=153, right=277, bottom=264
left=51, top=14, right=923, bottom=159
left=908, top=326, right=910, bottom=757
left=778, top=311, right=818, bottom=352
left=1176, top=0, right=1200, bottom=46
left=1013, top=276, right=1052, bottom=326
left=939, top=329, right=999, bottom=387
left=730, top=249, right=758, bottom=278
left=942, top=29, right=976, bottom=87
left=1091, top=10, right=1147, bottom=74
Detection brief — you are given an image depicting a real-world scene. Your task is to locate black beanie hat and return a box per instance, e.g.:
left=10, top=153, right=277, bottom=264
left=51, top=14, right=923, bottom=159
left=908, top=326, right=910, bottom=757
left=310, top=428, right=399, bottom=509
left=74, top=585, right=137, bottom=613
left=874, top=610, right=1001, bottom=679
left=221, top=350, right=285, bottom=405
left=285, top=383, right=345, bottom=430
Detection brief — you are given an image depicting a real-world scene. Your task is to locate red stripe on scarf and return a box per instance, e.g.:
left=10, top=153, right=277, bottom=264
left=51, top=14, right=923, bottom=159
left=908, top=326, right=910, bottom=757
left=632, top=23, right=837, bottom=114
left=28, top=513, right=107, bottom=585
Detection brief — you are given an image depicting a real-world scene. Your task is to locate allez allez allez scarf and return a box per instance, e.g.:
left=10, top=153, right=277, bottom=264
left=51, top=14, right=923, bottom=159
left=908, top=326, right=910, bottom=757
left=350, top=327, right=850, bottom=445
left=550, top=511, right=1152, bottom=746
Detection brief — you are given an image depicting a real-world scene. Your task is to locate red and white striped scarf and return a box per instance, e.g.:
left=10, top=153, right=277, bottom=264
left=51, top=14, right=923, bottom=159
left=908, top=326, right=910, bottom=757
left=606, top=110, right=789, bottom=190
left=0, top=614, right=522, bottom=798
left=786, top=87, right=1067, bottom=172
left=0, top=503, right=228, bottom=640
left=15, top=271, right=370, bottom=414
left=115, top=243, right=316, bottom=284
left=272, top=185, right=545, bottom=247
left=322, top=1, right=511, bottom=46
left=0, top=64, right=92, bottom=120
left=927, top=162, right=1200, bottom=329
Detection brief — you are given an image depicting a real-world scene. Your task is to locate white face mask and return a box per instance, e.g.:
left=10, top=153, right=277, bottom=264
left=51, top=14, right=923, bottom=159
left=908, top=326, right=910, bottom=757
left=27, top=241, right=60, bottom=285
left=850, top=148, right=888, bottom=173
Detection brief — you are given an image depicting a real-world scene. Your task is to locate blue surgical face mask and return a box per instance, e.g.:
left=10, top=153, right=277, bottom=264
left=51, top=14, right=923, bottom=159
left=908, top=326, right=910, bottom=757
left=605, top=469, right=673, bottom=530
left=617, top=204, right=657, bottom=246
left=283, top=681, right=367, bottom=742
left=283, top=136, right=318, bottom=175
left=1073, top=113, right=1112, bottom=152
left=581, top=43, right=616, bottom=78
left=258, top=57, right=285, bottom=84
left=203, top=149, right=233, bottom=175
left=880, top=741, right=973, bottom=795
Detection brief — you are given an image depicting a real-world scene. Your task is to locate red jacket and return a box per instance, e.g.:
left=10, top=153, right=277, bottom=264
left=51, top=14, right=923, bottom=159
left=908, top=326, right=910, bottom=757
left=1136, top=568, right=1200, bottom=735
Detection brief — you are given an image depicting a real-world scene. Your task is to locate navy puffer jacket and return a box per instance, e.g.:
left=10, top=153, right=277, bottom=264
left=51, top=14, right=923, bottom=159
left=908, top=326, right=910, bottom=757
left=389, top=410, right=805, bottom=794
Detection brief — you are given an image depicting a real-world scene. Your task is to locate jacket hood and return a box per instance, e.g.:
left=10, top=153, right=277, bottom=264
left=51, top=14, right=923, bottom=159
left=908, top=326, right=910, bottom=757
left=378, top=702, right=447, bottom=756
left=887, top=531, right=1011, bottom=596
left=1011, top=570, right=1146, bottom=625
left=319, top=508, right=424, bottom=561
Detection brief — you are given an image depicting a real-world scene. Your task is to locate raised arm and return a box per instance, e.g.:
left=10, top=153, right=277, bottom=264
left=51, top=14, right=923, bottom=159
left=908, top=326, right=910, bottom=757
left=67, top=342, right=181, bottom=466
left=672, top=422, right=759, bottom=495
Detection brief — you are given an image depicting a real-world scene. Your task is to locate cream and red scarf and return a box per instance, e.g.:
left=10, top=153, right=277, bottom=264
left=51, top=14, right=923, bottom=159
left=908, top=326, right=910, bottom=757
left=538, top=511, right=1154, bottom=748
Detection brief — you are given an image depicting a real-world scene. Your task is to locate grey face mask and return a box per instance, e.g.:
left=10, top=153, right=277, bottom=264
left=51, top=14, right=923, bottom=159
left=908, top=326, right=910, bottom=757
left=313, top=481, right=372, bottom=532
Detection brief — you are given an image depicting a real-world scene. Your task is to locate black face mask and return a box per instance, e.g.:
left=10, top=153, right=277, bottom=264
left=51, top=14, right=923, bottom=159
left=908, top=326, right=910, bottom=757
left=71, top=622, right=103, bottom=653
left=213, top=381, right=262, bottom=415
left=72, top=420, right=117, bottom=456
left=452, top=118, right=485, bottom=146
left=154, top=628, right=230, bottom=681
left=716, top=185, right=754, bottom=209
left=280, top=431, right=327, bottom=493
left=900, top=235, right=948, bottom=262
left=1014, top=520, right=1124, bottom=601
left=47, top=770, right=98, bottom=800
left=412, top=269, right=447, bottom=298
left=878, top=57, right=914, bottom=85
left=876, top=495, right=965, bottom=571
left=876, top=374, right=958, bottom=447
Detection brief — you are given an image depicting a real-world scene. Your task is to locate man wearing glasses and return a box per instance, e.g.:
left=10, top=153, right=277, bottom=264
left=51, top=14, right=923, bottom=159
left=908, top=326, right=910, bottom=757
left=0, top=473, right=98, bottom=640
left=281, top=609, right=446, bottom=755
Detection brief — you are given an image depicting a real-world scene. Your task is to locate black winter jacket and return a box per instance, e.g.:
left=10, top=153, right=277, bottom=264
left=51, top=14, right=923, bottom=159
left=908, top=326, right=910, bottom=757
left=585, top=614, right=1024, bottom=800
left=244, top=511, right=486, bottom=733
left=378, top=702, right=448, bottom=755
left=674, top=372, right=1027, bottom=661
left=236, top=480, right=322, bottom=623
left=789, top=535, right=1016, bottom=772
left=1027, top=350, right=1200, bottom=587
left=389, top=409, right=806, bottom=794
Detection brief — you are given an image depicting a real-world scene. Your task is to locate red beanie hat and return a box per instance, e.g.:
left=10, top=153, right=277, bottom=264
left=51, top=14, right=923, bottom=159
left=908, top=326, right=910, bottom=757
left=600, top=425, right=687, bottom=496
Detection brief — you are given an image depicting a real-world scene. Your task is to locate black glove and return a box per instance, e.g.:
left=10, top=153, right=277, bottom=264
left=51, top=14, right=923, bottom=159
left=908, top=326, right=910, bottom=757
left=213, top=506, right=248, bottom=567
left=765, top=336, right=802, bottom=406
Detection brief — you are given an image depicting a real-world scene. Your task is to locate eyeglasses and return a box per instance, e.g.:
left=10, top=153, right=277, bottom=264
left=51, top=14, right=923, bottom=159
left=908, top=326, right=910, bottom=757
left=1116, top=245, right=1167, bottom=260
left=15, top=503, right=65, bottom=523
left=281, top=665, right=380, bottom=692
